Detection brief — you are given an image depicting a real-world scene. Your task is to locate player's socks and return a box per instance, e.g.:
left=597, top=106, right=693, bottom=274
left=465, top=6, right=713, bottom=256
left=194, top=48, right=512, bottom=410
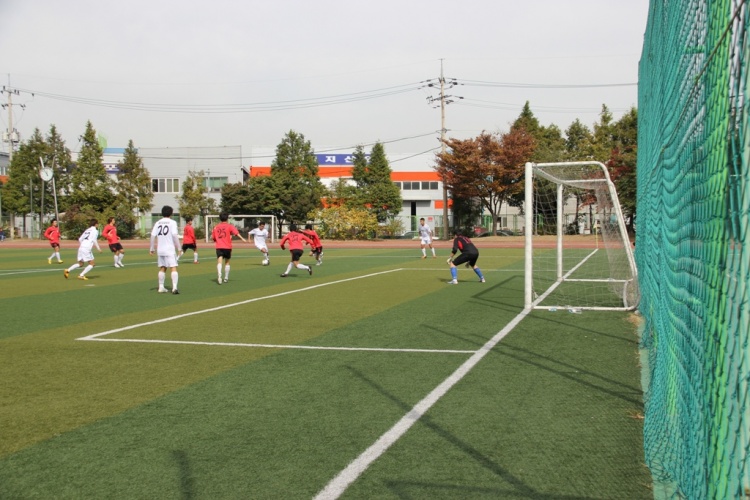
left=451, top=267, right=458, bottom=280
left=171, top=271, right=178, bottom=291
left=224, top=265, right=230, bottom=281
left=285, top=263, right=293, bottom=275
left=474, top=268, right=485, bottom=281
left=80, top=264, right=93, bottom=277
left=158, top=271, right=166, bottom=289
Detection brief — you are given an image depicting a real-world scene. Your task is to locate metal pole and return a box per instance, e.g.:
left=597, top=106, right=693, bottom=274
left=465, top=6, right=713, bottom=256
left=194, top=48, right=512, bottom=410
left=440, top=59, right=449, bottom=239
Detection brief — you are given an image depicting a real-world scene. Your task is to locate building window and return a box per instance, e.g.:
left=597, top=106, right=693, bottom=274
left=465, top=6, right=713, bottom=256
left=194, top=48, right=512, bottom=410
left=203, top=176, right=228, bottom=193
left=430, top=181, right=438, bottom=190
left=152, top=178, right=180, bottom=193
left=393, top=182, right=401, bottom=189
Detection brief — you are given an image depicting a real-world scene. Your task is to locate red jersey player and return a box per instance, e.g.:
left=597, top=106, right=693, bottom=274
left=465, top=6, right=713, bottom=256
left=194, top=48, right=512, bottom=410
left=102, top=217, right=125, bottom=268
left=44, top=218, right=63, bottom=264
left=302, top=223, right=323, bottom=266
left=211, top=212, right=247, bottom=284
left=179, top=216, right=199, bottom=264
left=279, top=224, right=314, bottom=277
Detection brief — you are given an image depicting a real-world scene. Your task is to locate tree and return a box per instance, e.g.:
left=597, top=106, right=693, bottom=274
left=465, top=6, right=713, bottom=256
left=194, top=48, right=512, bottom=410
left=269, top=130, right=326, bottom=229
left=67, top=121, right=114, bottom=213
left=435, top=129, right=535, bottom=233
left=3, top=129, right=47, bottom=218
left=608, top=107, right=638, bottom=231
left=220, top=176, right=281, bottom=215
left=351, top=142, right=402, bottom=222
left=113, top=140, right=153, bottom=237
left=178, top=170, right=216, bottom=219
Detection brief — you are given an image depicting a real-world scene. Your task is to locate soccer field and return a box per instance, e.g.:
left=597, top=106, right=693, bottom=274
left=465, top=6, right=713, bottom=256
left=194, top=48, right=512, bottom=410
left=0, top=244, right=650, bottom=499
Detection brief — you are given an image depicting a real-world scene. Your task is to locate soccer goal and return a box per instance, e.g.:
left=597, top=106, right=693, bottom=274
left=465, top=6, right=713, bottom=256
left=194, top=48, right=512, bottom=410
left=524, top=161, right=639, bottom=311
left=203, top=215, right=277, bottom=243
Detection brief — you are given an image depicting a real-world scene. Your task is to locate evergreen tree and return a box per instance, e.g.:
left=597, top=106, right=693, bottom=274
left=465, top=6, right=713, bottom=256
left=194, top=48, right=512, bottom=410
left=113, top=140, right=153, bottom=236
left=3, top=129, right=47, bottom=217
left=270, top=130, right=326, bottom=228
left=351, top=142, right=402, bottom=222
left=67, top=121, right=114, bottom=212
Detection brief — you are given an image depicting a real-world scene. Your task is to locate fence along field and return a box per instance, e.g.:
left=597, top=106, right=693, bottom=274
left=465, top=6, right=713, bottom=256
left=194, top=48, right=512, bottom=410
left=0, top=245, right=649, bottom=498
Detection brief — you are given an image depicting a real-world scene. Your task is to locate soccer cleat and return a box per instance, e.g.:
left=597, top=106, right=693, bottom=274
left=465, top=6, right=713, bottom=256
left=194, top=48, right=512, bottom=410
left=58, top=260, right=63, bottom=264
left=118, top=262, right=124, bottom=267
left=433, top=255, right=437, bottom=259
left=77, top=275, right=88, bottom=281
left=158, top=287, right=168, bottom=293
left=223, top=278, right=228, bottom=283
left=480, top=278, right=486, bottom=283
left=316, top=261, right=321, bottom=266
left=48, top=258, right=52, bottom=264
left=194, top=261, right=199, bottom=264
left=280, top=273, right=287, bottom=277
left=172, top=289, right=180, bottom=295
left=308, top=267, right=313, bottom=276
left=217, top=277, right=222, bottom=285
left=447, top=279, right=458, bottom=285
left=421, top=255, right=426, bottom=259
left=63, top=269, right=69, bottom=279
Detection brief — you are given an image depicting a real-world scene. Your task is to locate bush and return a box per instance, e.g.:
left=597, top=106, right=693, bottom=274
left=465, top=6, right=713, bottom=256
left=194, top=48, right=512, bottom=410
left=310, top=207, right=379, bottom=240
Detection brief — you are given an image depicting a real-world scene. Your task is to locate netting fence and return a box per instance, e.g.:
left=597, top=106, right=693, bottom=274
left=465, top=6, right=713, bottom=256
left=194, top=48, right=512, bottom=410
left=637, top=1, right=749, bottom=498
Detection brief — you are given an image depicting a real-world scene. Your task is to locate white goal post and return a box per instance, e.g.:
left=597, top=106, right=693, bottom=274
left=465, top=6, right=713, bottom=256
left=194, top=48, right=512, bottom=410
left=202, top=214, right=277, bottom=243
left=524, top=161, right=639, bottom=311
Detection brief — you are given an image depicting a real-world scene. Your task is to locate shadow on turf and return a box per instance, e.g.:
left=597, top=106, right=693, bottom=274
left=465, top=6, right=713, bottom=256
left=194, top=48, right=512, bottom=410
left=344, top=365, right=550, bottom=498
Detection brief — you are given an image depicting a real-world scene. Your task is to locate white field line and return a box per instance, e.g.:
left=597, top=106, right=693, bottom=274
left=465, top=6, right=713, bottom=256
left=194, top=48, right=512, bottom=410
left=314, top=305, right=531, bottom=500
left=84, top=337, right=475, bottom=354
left=77, top=269, right=404, bottom=341
left=0, top=261, right=154, bottom=277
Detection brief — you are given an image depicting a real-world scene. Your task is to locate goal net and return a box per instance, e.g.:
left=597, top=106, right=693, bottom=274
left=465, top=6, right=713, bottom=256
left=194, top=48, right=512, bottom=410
left=202, top=215, right=277, bottom=243
left=524, top=161, right=639, bottom=311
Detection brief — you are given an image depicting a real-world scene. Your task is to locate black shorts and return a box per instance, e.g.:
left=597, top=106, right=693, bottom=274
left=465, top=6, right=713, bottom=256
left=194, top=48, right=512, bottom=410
left=453, top=251, right=478, bottom=267
left=216, top=248, right=232, bottom=260
left=50, top=242, right=60, bottom=249
left=182, top=243, right=197, bottom=251
left=109, top=243, right=123, bottom=252
left=312, top=246, right=323, bottom=255
left=290, top=249, right=304, bottom=261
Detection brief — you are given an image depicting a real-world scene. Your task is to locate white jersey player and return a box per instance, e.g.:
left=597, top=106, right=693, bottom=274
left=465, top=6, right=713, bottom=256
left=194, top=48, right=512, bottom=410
left=149, top=205, right=181, bottom=294
left=248, top=221, right=270, bottom=264
left=418, top=217, right=436, bottom=259
left=64, top=218, right=102, bottom=281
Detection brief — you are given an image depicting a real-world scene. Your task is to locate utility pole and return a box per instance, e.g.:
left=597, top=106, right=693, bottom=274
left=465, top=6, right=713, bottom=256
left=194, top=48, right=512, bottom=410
left=424, top=60, right=462, bottom=239
left=1, top=76, right=27, bottom=162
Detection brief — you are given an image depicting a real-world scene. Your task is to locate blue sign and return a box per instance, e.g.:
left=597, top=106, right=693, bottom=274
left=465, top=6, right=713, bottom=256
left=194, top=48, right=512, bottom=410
left=315, top=153, right=369, bottom=165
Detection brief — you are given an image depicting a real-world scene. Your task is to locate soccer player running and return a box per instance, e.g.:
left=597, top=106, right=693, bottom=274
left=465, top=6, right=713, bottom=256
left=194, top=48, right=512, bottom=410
left=418, top=217, right=436, bottom=259
left=44, top=218, right=63, bottom=264
left=211, top=212, right=247, bottom=284
left=149, top=205, right=181, bottom=294
left=64, top=219, right=102, bottom=281
left=102, top=217, right=125, bottom=268
left=248, top=221, right=270, bottom=265
left=279, top=224, right=314, bottom=277
left=302, top=223, right=323, bottom=265
left=446, top=229, right=485, bottom=285
left=178, top=216, right=199, bottom=264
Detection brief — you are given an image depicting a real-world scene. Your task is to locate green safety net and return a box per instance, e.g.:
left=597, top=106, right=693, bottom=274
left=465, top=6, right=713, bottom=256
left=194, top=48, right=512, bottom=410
left=637, top=1, right=749, bottom=498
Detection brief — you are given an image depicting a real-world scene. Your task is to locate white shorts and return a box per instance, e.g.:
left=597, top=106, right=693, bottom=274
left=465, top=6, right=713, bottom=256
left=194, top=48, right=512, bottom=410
left=255, top=243, right=268, bottom=252
left=77, top=248, right=94, bottom=262
left=420, top=236, right=432, bottom=245
left=157, top=254, right=179, bottom=268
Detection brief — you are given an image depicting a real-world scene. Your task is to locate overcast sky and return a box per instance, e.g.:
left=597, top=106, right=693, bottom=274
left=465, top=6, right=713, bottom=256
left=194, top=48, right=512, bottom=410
left=0, top=0, right=649, bottom=167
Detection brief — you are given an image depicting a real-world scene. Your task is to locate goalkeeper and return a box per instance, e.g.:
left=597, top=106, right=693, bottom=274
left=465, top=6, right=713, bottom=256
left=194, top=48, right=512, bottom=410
left=446, top=229, right=485, bottom=285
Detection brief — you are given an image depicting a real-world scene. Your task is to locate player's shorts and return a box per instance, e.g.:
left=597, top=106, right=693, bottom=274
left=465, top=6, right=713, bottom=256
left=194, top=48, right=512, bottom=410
left=157, top=254, right=178, bottom=268
left=215, top=248, right=232, bottom=260
left=49, top=241, right=60, bottom=248
left=452, top=251, right=478, bottom=268
left=290, top=249, right=303, bottom=261
left=109, top=243, right=123, bottom=253
left=420, top=236, right=432, bottom=245
left=182, top=243, right=197, bottom=251
left=77, top=248, right=94, bottom=263
left=311, top=246, right=323, bottom=255
left=255, top=243, right=268, bottom=252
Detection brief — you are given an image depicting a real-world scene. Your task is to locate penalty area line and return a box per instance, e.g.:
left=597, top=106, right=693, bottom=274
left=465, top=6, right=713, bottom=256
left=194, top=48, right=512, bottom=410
left=83, top=337, right=475, bottom=355
left=76, top=269, right=402, bottom=341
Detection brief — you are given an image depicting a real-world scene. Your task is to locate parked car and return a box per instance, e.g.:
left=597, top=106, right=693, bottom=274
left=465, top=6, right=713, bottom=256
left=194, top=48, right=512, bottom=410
left=398, top=231, right=419, bottom=239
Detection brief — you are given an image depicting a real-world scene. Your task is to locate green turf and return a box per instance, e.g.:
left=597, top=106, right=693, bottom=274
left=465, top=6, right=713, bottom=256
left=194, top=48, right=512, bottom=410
left=0, top=246, right=650, bottom=498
